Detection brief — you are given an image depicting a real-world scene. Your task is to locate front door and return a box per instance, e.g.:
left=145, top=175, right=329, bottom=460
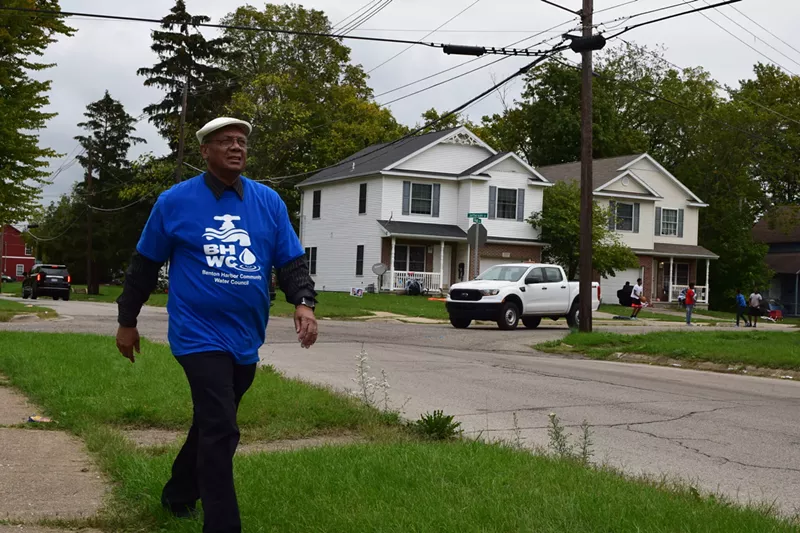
left=542, top=266, right=569, bottom=314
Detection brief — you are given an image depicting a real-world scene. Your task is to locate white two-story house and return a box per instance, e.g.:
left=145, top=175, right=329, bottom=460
left=296, top=127, right=552, bottom=293
left=536, top=154, right=719, bottom=305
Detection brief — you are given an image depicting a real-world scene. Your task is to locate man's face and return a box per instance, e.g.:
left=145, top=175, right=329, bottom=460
left=201, top=125, right=248, bottom=174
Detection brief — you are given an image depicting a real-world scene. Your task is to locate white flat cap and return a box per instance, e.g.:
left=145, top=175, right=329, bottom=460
left=196, top=117, right=252, bottom=144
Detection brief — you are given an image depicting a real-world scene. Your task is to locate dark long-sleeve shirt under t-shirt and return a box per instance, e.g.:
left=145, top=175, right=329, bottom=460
left=117, top=172, right=316, bottom=363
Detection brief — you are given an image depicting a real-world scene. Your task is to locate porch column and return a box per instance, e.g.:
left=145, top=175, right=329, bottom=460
left=439, top=240, right=445, bottom=291
left=668, top=256, right=674, bottom=303
left=705, top=259, right=711, bottom=304
left=389, top=237, right=396, bottom=292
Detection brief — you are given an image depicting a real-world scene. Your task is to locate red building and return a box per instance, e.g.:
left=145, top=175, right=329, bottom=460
left=1, top=225, right=36, bottom=280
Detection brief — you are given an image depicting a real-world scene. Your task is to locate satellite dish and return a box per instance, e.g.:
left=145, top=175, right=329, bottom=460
left=372, top=263, right=388, bottom=276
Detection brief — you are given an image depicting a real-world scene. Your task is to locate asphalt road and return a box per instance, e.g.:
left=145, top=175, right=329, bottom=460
left=3, top=298, right=800, bottom=514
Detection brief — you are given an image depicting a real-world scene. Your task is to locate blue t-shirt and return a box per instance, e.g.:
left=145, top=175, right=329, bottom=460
left=736, top=294, right=747, bottom=307
left=136, top=174, right=304, bottom=364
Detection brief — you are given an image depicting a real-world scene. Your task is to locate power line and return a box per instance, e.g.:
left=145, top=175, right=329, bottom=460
left=619, top=38, right=800, bottom=128
left=256, top=42, right=569, bottom=185
left=597, top=0, right=699, bottom=31
left=26, top=210, right=88, bottom=242
left=695, top=0, right=800, bottom=69
left=367, top=0, right=484, bottom=74
left=337, top=0, right=394, bottom=36
left=605, top=0, right=743, bottom=39
left=728, top=4, right=800, bottom=58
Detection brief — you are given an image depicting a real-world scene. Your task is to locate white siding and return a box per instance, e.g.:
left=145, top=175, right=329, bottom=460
left=598, top=198, right=656, bottom=251
left=380, top=178, right=459, bottom=225
left=300, top=178, right=384, bottom=292
left=627, top=158, right=701, bottom=246
left=456, top=180, right=472, bottom=232
left=491, top=157, right=531, bottom=174
left=396, top=144, right=492, bottom=174
left=603, top=176, right=651, bottom=196
left=471, top=172, right=543, bottom=241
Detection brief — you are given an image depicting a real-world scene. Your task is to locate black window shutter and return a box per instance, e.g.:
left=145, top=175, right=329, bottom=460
left=402, top=181, right=411, bottom=215
left=356, top=245, right=364, bottom=276
left=516, top=188, right=526, bottom=221
left=655, top=207, right=662, bottom=236
left=633, top=203, right=640, bottom=233
left=608, top=201, right=617, bottom=230
left=488, top=186, right=497, bottom=219
left=678, top=209, right=684, bottom=238
left=359, top=183, right=367, bottom=214
left=432, top=184, right=441, bottom=218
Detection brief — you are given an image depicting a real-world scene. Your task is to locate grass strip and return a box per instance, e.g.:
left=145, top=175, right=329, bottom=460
left=538, top=331, right=800, bottom=370
left=0, top=298, right=57, bottom=322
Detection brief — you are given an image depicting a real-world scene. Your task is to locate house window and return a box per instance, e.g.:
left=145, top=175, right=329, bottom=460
left=24, top=244, right=32, bottom=256
left=312, top=191, right=321, bottom=219
left=394, top=245, right=426, bottom=272
left=16, top=264, right=24, bottom=277
left=410, top=184, right=433, bottom=215
left=496, top=188, right=518, bottom=220
left=661, top=208, right=679, bottom=236
left=614, top=202, right=634, bottom=232
left=356, top=245, right=364, bottom=276
left=304, top=247, right=317, bottom=275
left=358, top=184, right=367, bottom=215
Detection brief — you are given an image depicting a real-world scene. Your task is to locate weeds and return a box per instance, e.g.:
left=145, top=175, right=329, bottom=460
left=547, top=413, right=594, bottom=466
left=413, top=410, right=462, bottom=441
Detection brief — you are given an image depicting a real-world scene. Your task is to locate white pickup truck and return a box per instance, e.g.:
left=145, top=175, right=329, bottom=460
left=445, top=263, right=601, bottom=330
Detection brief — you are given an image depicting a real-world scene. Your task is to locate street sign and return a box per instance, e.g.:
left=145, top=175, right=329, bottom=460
left=467, top=223, right=488, bottom=247
left=472, top=218, right=482, bottom=224
left=467, top=212, right=488, bottom=219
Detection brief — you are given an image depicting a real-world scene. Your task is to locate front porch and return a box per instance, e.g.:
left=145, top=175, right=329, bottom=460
left=380, top=236, right=465, bottom=293
left=646, top=244, right=720, bottom=306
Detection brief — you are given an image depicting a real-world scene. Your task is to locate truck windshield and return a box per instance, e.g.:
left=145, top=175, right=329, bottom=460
left=476, top=266, right=529, bottom=282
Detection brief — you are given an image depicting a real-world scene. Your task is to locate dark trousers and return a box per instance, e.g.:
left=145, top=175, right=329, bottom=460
left=736, top=306, right=750, bottom=326
left=162, top=352, right=256, bottom=533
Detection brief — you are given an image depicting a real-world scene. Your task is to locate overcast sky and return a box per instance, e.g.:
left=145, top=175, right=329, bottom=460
left=33, top=0, right=800, bottom=202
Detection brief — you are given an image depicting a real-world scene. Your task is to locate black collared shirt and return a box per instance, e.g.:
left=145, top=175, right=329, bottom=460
left=117, top=173, right=316, bottom=328
left=204, top=172, right=244, bottom=200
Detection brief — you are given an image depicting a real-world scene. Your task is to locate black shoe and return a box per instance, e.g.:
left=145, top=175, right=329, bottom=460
left=161, top=495, right=197, bottom=519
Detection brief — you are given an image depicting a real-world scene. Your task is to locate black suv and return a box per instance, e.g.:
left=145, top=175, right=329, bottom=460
left=22, top=264, right=71, bottom=301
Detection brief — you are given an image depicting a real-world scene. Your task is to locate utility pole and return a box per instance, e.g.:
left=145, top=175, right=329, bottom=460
left=578, top=0, right=594, bottom=333
left=174, top=80, right=189, bottom=184
left=86, top=148, right=97, bottom=296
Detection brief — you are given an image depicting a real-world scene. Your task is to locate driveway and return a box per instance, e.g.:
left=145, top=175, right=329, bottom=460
left=2, top=297, right=799, bottom=514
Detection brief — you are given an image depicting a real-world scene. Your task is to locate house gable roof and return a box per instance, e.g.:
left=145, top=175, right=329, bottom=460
left=595, top=170, right=662, bottom=199
left=297, top=128, right=459, bottom=187
left=619, top=154, right=705, bottom=204
left=534, top=154, right=644, bottom=190
left=377, top=220, right=467, bottom=240
left=461, top=152, right=550, bottom=184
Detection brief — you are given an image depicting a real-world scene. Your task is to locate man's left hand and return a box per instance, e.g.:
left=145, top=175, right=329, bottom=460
left=294, top=305, right=318, bottom=349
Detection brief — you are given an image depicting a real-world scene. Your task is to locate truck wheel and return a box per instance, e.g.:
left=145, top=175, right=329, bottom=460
left=450, top=317, right=471, bottom=329
left=567, top=301, right=580, bottom=329
left=63, top=292, right=70, bottom=302
left=22, top=288, right=29, bottom=300
left=522, top=317, right=541, bottom=329
left=31, top=290, right=38, bottom=300
left=497, top=302, right=520, bottom=330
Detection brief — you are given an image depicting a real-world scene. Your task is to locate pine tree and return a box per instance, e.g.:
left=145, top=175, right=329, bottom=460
left=0, top=1, right=74, bottom=227
left=137, top=0, right=232, bottom=150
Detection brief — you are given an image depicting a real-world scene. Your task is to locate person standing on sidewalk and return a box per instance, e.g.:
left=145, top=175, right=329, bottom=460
left=115, top=117, right=318, bottom=533
left=685, top=282, right=696, bottom=326
left=735, top=288, right=751, bottom=328
left=749, top=288, right=763, bottom=328
left=630, top=278, right=644, bottom=319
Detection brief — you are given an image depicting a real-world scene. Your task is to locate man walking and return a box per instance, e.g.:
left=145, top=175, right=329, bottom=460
left=115, top=117, right=318, bottom=533
left=685, top=282, right=696, bottom=326
left=735, top=288, right=751, bottom=328
left=749, top=288, right=763, bottom=328
left=630, top=278, right=644, bottom=319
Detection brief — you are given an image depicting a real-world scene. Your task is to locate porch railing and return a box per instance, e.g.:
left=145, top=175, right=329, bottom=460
left=670, top=284, right=708, bottom=304
left=384, top=271, right=442, bottom=292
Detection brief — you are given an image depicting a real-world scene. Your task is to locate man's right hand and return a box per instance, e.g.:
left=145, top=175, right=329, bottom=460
left=116, top=326, right=140, bottom=363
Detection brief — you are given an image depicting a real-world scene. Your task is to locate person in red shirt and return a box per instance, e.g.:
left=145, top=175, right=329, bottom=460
left=685, top=282, right=697, bottom=326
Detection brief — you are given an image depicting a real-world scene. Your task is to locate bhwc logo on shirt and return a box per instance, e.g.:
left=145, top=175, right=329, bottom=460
left=201, top=215, right=262, bottom=285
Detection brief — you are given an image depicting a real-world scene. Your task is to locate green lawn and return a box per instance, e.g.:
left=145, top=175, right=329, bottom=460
left=1, top=282, right=449, bottom=320
left=0, top=298, right=57, bottom=322
left=598, top=304, right=718, bottom=324
left=538, top=331, right=800, bottom=370
left=0, top=332, right=797, bottom=532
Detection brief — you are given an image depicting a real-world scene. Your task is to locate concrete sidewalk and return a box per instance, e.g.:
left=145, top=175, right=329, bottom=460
left=0, top=378, right=104, bottom=530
